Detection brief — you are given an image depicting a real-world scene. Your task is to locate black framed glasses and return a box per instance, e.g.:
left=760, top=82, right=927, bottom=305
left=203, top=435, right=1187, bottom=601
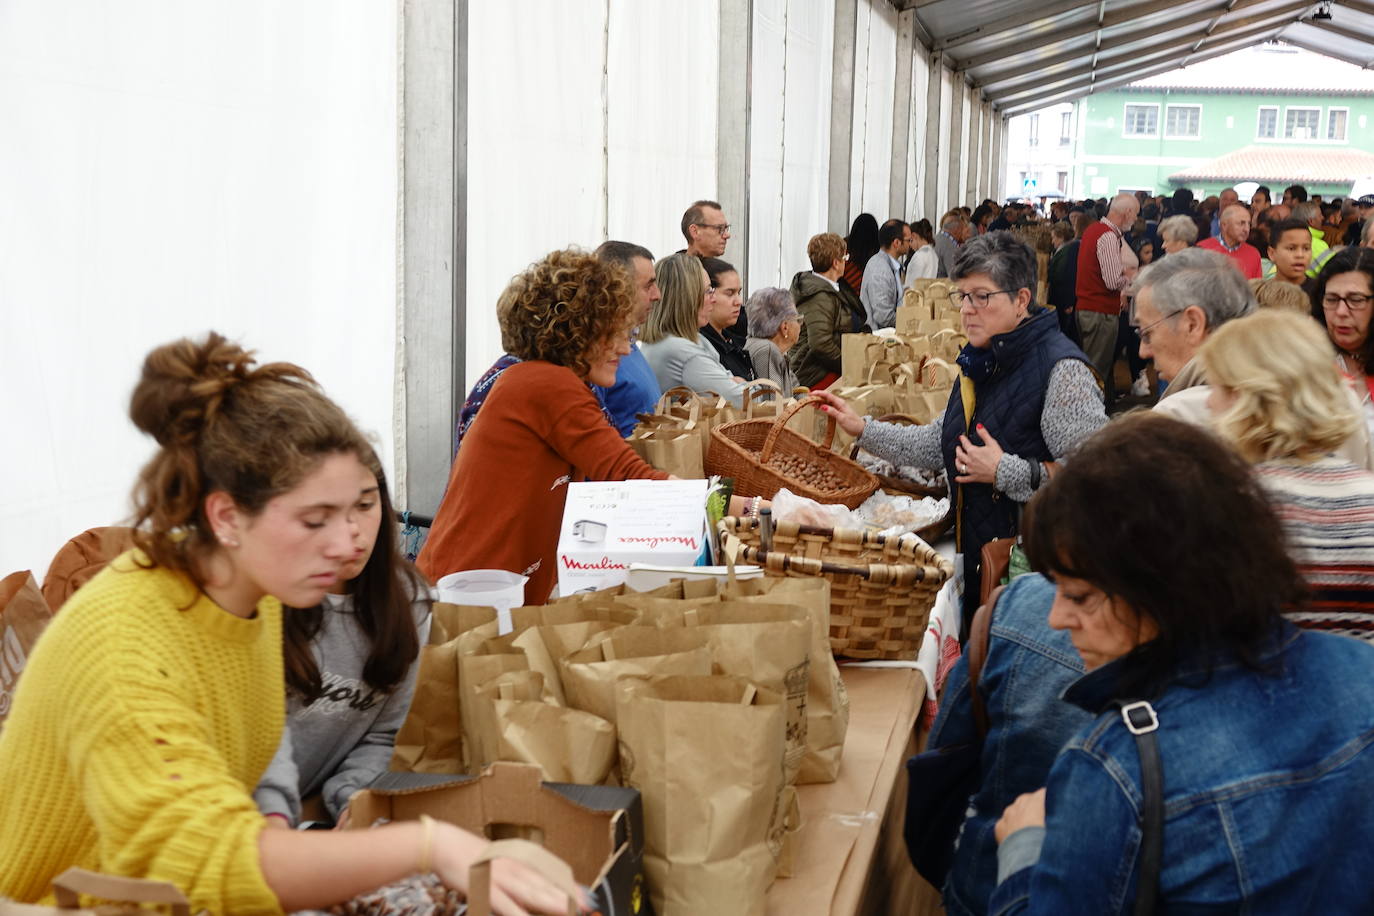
left=1323, top=293, right=1373, bottom=313
left=947, top=289, right=1015, bottom=309
left=696, top=222, right=731, bottom=235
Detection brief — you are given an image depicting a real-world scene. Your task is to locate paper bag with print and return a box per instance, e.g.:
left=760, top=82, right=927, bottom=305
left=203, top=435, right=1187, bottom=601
left=722, top=576, right=850, bottom=784
left=616, top=674, right=788, bottom=916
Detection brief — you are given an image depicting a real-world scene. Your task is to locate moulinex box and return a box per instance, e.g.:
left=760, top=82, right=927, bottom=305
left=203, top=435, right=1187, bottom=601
left=557, top=479, right=708, bottom=597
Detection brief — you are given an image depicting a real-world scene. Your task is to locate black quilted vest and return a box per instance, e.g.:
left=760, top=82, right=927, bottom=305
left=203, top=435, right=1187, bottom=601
left=939, top=308, right=1091, bottom=620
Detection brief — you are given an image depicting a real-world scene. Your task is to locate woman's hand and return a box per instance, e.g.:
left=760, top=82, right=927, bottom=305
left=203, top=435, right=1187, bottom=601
left=995, top=788, right=1047, bottom=844
left=433, top=822, right=590, bottom=915
left=810, top=390, right=865, bottom=437
left=954, top=424, right=1005, bottom=486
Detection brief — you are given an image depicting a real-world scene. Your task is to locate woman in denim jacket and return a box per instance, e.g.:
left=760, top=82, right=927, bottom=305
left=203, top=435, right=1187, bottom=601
left=991, top=413, right=1374, bottom=914
left=926, top=573, right=1089, bottom=916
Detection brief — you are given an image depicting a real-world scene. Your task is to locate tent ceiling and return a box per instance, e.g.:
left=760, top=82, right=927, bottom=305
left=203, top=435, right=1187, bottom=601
left=896, top=0, right=1372, bottom=115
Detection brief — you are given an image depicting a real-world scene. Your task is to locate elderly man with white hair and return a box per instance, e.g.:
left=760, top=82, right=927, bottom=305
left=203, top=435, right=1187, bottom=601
left=1075, top=192, right=1140, bottom=400
left=1129, top=247, right=1255, bottom=422
left=1199, top=204, right=1261, bottom=279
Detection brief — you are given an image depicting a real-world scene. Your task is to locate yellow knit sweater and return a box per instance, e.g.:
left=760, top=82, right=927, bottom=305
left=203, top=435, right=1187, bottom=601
left=0, top=551, right=284, bottom=914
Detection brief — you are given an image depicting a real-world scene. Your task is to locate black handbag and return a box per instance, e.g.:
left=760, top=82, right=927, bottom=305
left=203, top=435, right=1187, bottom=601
left=903, top=586, right=1002, bottom=887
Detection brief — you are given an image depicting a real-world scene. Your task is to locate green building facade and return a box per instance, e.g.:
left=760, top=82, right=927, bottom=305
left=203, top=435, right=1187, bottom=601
left=1074, top=46, right=1374, bottom=199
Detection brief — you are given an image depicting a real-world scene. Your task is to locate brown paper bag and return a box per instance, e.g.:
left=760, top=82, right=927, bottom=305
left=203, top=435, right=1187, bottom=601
left=389, top=637, right=464, bottom=773
left=617, top=674, right=788, bottom=916
left=0, top=571, right=53, bottom=727
left=469, top=671, right=617, bottom=784
left=458, top=648, right=531, bottom=771
left=0, top=867, right=196, bottom=915
left=654, top=602, right=811, bottom=786
left=560, top=627, right=713, bottom=724
left=628, top=426, right=705, bottom=479
left=722, top=576, right=850, bottom=784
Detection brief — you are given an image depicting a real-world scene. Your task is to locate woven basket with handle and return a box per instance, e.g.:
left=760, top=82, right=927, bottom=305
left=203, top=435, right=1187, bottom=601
left=706, top=395, right=879, bottom=509
left=719, top=516, right=953, bottom=661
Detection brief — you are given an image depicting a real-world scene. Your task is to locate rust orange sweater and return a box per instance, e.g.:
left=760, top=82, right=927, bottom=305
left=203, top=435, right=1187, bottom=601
left=417, top=361, right=667, bottom=603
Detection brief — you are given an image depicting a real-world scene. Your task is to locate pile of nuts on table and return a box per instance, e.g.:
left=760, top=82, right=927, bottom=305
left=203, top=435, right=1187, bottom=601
left=756, top=450, right=847, bottom=491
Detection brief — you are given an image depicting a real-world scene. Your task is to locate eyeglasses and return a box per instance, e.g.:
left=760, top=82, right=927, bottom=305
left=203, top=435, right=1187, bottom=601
left=947, top=289, right=1016, bottom=309
left=696, top=222, right=731, bottom=235
left=706, top=286, right=717, bottom=297
left=1132, top=312, right=1180, bottom=346
left=1322, top=293, right=1373, bottom=313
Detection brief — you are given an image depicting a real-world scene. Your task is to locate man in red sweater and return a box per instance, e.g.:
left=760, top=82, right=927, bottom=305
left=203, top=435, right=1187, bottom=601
left=1198, top=204, right=1262, bottom=280
left=1075, top=193, right=1139, bottom=400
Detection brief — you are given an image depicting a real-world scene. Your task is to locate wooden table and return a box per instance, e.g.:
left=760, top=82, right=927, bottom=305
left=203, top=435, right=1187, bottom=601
left=766, top=666, right=945, bottom=915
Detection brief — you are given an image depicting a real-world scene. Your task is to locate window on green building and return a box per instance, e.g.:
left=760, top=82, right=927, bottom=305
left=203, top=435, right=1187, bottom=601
left=1285, top=107, right=1321, bottom=140
left=1257, top=106, right=1277, bottom=139
left=1165, top=105, right=1201, bottom=139
left=1328, top=108, right=1348, bottom=142
left=1124, top=104, right=1158, bottom=137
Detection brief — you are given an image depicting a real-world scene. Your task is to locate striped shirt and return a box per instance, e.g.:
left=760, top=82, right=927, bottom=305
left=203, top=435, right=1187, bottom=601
left=1256, top=457, right=1374, bottom=642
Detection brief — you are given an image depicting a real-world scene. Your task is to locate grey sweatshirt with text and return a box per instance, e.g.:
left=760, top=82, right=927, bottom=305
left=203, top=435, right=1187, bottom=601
left=254, top=587, right=431, bottom=823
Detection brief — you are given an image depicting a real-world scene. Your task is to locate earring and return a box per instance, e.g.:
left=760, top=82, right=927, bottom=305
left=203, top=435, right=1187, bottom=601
left=219, top=533, right=239, bottom=549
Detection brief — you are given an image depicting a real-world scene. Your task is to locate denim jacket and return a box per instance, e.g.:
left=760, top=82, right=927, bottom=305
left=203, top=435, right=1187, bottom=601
left=991, top=622, right=1374, bottom=914
left=927, top=574, right=1090, bottom=916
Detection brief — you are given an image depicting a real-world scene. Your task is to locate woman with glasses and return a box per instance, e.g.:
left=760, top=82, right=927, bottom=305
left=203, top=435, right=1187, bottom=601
left=1310, top=247, right=1374, bottom=441
left=990, top=413, right=1374, bottom=913
left=814, top=232, right=1107, bottom=631
left=640, top=252, right=750, bottom=407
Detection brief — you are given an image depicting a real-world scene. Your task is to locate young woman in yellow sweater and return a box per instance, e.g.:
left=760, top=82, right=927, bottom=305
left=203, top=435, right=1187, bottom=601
left=0, top=333, right=578, bottom=916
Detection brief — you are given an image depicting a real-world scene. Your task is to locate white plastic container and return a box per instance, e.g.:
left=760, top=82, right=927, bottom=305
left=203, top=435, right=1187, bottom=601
left=434, top=569, right=528, bottom=635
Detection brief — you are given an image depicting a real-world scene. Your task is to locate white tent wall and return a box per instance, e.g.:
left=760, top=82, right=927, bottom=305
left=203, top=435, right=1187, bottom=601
left=0, top=2, right=399, bottom=578
left=848, top=0, right=898, bottom=220
left=462, top=2, right=720, bottom=394
left=748, top=0, right=835, bottom=292
left=0, top=1, right=1012, bottom=575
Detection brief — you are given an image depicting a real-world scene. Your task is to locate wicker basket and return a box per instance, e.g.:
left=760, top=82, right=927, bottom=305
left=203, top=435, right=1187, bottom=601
left=718, top=516, right=954, bottom=661
left=707, top=396, right=880, bottom=509
left=849, top=413, right=949, bottom=500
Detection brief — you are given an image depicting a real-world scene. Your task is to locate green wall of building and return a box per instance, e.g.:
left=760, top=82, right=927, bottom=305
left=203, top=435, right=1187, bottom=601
left=1078, top=87, right=1374, bottom=198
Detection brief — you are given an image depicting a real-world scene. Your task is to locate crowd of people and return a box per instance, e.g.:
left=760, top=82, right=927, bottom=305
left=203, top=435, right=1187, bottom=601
left=4, top=181, right=1374, bottom=915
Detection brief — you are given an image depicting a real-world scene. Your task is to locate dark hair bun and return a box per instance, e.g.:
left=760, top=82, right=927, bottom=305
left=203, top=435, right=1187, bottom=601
left=129, top=331, right=291, bottom=447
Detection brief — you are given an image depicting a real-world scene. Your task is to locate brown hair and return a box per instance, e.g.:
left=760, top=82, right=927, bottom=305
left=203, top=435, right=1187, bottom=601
left=128, top=332, right=373, bottom=588
left=807, top=233, right=847, bottom=272
left=496, top=248, right=636, bottom=378
left=1025, top=412, right=1302, bottom=697
left=680, top=199, right=723, bottom=242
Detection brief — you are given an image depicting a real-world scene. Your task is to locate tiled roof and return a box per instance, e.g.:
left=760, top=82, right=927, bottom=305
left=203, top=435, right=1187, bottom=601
left=1131, top=44, right=1374, bottom=94
left=1168, top=146, right=1374, bottom=184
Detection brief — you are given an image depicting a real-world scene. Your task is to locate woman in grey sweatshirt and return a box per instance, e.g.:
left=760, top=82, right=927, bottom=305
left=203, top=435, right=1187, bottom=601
left=255, top=461, right=432, bottom=826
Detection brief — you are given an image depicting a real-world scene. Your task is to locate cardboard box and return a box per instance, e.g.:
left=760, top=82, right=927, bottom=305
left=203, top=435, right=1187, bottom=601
left=351, top=763, right=653, bottom=916
left=557, top=479, right=707, bottom=596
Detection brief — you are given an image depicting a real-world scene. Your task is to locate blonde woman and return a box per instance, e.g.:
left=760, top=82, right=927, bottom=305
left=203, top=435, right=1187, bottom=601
left=640, top=252, right=748, bottom=406
left=1199, top=309, right=1374, bottom=641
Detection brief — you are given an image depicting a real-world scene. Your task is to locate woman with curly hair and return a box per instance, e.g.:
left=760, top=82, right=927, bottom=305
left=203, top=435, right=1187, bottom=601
left=417, top=249, right=669, bottom=604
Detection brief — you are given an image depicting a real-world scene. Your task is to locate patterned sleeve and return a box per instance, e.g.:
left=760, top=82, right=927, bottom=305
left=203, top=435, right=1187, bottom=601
left=856, top=417, right=944, bottom=470
left=994, top=360, right=1107, bottom=502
